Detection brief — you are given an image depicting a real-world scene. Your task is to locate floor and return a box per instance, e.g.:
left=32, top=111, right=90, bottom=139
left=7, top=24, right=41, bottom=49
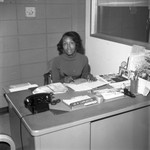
left=0, top=113, right=11, bottom=135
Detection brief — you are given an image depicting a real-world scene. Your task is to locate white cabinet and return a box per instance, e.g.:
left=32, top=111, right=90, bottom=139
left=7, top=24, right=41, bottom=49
left=91, top=107, right=149, bottom=150
left=40, top=123, right=90, bottom=150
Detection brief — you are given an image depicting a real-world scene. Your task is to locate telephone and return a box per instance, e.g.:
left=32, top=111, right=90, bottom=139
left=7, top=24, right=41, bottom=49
left=24, top=93, right=54, bottom=114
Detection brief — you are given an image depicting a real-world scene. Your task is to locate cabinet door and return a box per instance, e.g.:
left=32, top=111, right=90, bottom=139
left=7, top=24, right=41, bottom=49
left=41, top=123, right=90, bottom=150
left=91, top=107, right=149, bottom=150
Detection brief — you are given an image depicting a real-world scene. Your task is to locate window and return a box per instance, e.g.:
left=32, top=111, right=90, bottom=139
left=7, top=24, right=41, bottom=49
left=91, top=0, right=150, bottom=48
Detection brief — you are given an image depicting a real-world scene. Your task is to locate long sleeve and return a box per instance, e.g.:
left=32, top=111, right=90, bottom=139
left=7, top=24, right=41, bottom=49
left=81, top=61, right=91, bottom=79
left=51, top=58, right=61, bottom=83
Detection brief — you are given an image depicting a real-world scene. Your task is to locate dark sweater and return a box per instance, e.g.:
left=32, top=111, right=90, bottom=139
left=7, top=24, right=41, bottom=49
left=52, top=53, right=90, bottom=83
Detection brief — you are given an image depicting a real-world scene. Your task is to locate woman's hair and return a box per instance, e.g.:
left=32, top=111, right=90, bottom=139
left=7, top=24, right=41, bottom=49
left=57, top=31, right=85, bottom=55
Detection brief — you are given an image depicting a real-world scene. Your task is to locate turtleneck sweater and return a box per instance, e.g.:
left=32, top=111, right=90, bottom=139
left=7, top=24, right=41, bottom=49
left=52, top=52, right=90, bottom=83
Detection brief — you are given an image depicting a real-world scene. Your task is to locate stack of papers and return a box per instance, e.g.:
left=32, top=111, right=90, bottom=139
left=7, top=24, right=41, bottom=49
left=93, top=88, right=124, bottom=102
left=9, top=83, right=38, bottom=92
left=33, top=82, right=68, bottom=94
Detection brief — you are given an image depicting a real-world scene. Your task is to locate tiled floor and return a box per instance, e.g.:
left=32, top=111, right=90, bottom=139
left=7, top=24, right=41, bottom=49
left=0, top=113, right=11, bottom=135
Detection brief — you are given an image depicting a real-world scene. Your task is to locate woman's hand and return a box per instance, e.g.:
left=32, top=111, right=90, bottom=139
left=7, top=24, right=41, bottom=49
left=86, top=74, right=97, bottom=81
left=64, top=76, right=74, bottom=83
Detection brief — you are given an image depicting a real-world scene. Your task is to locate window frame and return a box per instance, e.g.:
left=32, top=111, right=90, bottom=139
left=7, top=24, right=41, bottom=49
left=90, top=0, right=150, bottom=49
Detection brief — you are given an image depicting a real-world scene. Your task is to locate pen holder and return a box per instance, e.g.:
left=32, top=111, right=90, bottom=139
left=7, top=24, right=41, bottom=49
left=130, top=79, right=138, bottom=94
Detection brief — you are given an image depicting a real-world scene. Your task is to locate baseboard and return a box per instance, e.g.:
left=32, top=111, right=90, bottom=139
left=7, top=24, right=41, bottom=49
left=0, top=107, right=8, bottom=115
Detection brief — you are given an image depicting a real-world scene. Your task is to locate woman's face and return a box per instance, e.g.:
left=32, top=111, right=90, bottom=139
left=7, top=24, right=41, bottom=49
left=63, top=36, right=76, bottom=56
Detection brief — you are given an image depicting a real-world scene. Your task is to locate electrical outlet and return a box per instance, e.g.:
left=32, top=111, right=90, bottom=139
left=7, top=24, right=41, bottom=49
left=25, top=7, right=36, bottom=17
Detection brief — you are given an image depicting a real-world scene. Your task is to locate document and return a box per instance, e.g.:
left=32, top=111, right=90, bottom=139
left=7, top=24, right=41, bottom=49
left=65, top=78, right=108, bottom=92
left=33, top=82, right=68, bottom=94
left=9, top=83, right=38, bottom=92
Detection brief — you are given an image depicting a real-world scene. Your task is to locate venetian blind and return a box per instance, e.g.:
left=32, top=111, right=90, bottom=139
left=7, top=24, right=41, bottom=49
left=98, top=0, right=149, bottom=6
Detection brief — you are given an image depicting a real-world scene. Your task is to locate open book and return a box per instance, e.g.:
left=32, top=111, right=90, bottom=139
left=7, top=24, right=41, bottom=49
left=65, top=78, right=108, bottom=92
left=33, top=82, right=68, bottom=94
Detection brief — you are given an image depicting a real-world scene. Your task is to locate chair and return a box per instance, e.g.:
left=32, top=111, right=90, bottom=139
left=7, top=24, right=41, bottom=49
left=44, top=71, right=52, bottom=85
left=0, top=134, right=16, bottom=150
left=44, top=58, right=54, bottom=85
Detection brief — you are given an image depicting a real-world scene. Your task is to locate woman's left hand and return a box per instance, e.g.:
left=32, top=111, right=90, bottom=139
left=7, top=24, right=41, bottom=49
left=86, top=74, right=97, bottom=81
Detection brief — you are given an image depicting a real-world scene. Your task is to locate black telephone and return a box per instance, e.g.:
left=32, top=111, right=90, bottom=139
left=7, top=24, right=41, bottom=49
left=24, top=93, right=54, bottom=114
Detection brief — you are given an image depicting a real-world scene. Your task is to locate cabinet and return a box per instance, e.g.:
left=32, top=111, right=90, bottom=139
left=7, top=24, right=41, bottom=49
left=91, top=107, right=149, bottom=150
left=21, top=122, right=90, bottom=150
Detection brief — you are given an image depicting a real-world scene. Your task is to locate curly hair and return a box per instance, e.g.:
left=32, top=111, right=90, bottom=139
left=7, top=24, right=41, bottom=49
left=57, top=31, right=85, bottom=55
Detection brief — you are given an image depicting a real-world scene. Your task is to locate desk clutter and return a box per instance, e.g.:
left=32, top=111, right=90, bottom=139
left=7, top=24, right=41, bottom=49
left=10, top=64, right=150, bottom=114
left=21, top=75, right=137, bottom=113
left=8, top=73, right=140, bottom=114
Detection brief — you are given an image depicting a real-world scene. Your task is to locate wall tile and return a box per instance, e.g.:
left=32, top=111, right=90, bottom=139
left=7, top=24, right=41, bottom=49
left=77, top=0, right=85, bottom=4
left=20, top=48, right=47, bottom=64
left=77, top=4, right=85, bottom=19
left=22, top=76, right=43, bottom=86
left=47, top=18, right=71, bottom=33
left=46, top=4, right=71, bottom=18
left=47, top=47, right=58, bottom=61
left=0, top=20, right=17, bottom=36
left=0, top=4, right=16, bottom=20
left=19, top=34, right=46, bottom=50
left=77, top=18, right=85, bottom=32
left=0, top=36, right=18, bottom=52
left=16, top=0, right=45, bottom=4
left=47, top=33, right=62, bottom=47
left=17, top=4, right=46, bottom=20
left=0, top=66, right=20, bottom=82
left=1, top=0, right=15, bottom=4
left=0, top=52, right=19, bottom=67
left=46, top=0, right=72, bottom=4
left=18, top=20, right=46, bottom=35
left=20, top=62, right=46, bottom=78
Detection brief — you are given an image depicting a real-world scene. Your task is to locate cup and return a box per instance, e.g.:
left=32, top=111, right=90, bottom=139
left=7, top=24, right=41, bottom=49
left=130, top=79, right=138, bottom=94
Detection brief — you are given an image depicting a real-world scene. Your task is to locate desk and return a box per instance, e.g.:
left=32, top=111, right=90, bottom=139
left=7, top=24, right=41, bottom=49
left=4, top=87, right=150, bottom=150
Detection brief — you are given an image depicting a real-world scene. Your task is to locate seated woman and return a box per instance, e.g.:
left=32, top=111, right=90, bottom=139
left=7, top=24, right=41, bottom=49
left=52, top=31, right=96, bottom=83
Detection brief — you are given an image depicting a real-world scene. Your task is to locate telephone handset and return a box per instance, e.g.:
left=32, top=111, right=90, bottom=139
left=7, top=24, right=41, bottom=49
left=24, top=93, right=54, bottom=114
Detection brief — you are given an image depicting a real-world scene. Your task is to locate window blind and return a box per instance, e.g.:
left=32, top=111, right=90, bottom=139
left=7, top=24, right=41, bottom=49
left=98, top=0, right=149, bottom=6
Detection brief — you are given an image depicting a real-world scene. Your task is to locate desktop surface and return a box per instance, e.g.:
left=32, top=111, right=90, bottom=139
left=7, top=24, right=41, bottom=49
left=5, top=86, right=150, bottom=136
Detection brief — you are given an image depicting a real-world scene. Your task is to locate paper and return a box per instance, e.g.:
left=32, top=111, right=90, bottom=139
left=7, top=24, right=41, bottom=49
left=65, top=79, right=108, bottom=92
left=9, top=83, right=38, bottom=92
left=33, top=82, right=68, bottom=94
left=137, top=77, right=150, bottom=96
left=93, top=88, right=124, bottom=102
left=47, top=82, right=68, bottom=94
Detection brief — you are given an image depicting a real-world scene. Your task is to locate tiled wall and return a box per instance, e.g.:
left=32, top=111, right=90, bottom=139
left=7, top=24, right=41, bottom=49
left=0, top=0, right=85, bottom=108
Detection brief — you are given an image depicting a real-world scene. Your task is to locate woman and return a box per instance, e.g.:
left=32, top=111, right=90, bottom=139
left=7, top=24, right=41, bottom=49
left=52, top=31, right=96, bottom=83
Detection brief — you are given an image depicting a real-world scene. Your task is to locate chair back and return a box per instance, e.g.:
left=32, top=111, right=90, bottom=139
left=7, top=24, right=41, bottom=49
left=44, top=58, right=54, bottom=85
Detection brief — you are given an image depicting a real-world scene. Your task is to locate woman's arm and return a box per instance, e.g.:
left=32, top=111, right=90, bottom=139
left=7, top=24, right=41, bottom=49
left=81, top=58, right=97, bottom=81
